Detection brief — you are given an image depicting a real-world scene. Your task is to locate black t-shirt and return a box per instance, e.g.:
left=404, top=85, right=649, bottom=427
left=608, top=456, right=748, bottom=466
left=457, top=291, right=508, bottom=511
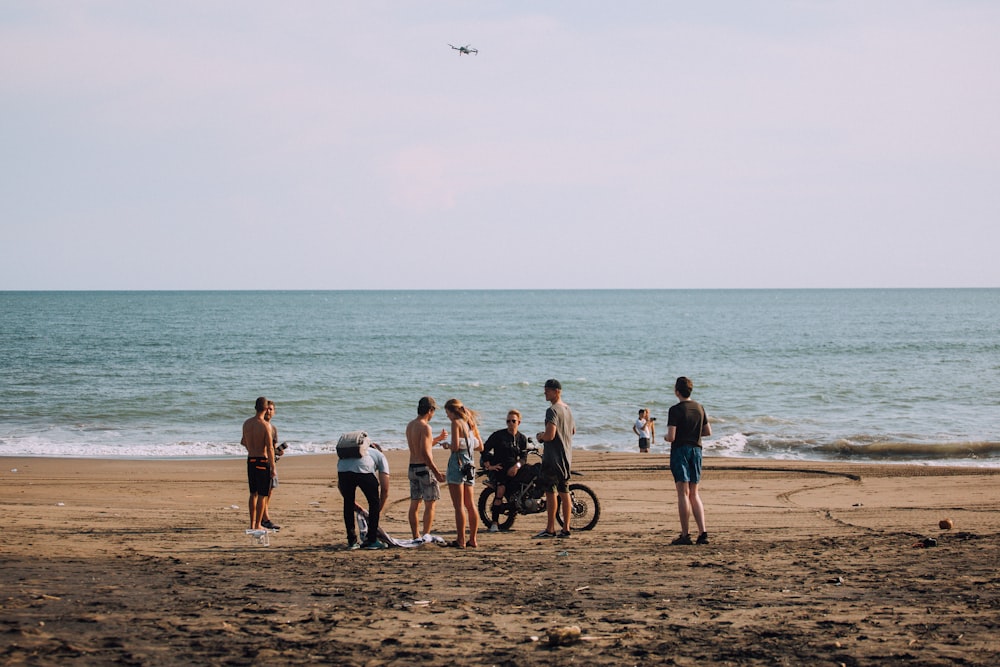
left=481, top=429, right=528, bottom=469
left=667, top=400, right=707, bottom=451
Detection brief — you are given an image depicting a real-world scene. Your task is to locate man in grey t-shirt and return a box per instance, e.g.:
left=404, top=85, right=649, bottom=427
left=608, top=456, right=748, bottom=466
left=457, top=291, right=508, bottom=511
left=535, top=379, right=575, bottom=538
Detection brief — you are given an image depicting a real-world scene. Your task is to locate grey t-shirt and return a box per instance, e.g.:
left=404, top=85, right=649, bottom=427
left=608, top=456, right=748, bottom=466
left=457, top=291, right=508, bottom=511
left=542, top=402, right=574, bottom=480
left=337, top=448, right=389, bottom=475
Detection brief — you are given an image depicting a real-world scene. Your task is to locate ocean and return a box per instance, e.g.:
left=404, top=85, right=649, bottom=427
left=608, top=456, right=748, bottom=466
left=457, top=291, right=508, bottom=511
left=1, top=290, right=998, bottom=465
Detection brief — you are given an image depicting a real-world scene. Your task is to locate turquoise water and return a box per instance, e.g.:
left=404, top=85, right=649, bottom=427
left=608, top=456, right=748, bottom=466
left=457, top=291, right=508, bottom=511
left=1, top=289, right=998, bottom=464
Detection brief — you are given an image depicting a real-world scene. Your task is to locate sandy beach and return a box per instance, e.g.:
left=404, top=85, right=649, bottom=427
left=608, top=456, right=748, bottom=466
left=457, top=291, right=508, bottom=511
left=3, top=451, right=999, bottom=666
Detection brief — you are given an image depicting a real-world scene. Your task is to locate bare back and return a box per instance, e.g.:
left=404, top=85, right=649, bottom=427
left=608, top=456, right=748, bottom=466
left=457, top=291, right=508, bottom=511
left=242, top=415, right=273, bottom=458
left=406, top=416, right=433, bottom=465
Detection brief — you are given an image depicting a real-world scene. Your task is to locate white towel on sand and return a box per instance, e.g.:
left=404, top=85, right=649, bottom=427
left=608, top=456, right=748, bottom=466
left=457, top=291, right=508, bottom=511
left=356, top=509, right=446, bottom=547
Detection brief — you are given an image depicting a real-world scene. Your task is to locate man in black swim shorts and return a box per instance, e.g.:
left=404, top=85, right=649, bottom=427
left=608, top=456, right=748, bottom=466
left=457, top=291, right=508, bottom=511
left=241, top=396, right=276, bottom=530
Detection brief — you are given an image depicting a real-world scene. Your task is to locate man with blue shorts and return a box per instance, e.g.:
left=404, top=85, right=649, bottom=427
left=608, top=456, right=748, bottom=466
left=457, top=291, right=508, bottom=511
left=664, top=377, right=712, bottom=546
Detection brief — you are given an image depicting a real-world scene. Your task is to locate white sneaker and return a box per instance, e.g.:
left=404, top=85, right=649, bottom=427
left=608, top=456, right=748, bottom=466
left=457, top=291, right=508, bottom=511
left=489, top=523, right=499, bottom=533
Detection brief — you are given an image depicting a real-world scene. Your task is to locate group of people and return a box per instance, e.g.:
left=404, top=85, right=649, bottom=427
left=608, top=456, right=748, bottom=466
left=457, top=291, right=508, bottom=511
left=402, top=378, right=575, bottom=548
left=240, top=376, right=711, bottom=549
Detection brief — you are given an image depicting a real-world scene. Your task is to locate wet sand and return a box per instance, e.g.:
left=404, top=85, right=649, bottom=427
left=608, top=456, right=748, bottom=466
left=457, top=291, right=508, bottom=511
left=2, top=451, right=999, bottom=666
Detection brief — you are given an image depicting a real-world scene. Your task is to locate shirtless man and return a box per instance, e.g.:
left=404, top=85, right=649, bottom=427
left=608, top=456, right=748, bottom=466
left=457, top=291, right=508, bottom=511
left=241, top=396, right=276, bottom=530
left=261, top=400, right=281, bottom=531
left=405, top=396, right=448, bottom=539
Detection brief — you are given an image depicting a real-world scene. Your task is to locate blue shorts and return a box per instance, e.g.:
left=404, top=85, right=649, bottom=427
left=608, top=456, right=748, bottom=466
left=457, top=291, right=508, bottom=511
left=446, top=451, right=475, bottom=486
left=670, top=445, right=702, bottom=484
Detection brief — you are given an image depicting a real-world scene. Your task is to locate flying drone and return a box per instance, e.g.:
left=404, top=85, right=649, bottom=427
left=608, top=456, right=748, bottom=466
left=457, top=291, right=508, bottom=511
left=449, top=44, right=478, bottom=56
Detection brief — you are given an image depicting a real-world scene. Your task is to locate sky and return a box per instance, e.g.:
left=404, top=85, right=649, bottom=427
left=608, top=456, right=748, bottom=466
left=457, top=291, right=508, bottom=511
left=2, top=1, right=999, bottom=290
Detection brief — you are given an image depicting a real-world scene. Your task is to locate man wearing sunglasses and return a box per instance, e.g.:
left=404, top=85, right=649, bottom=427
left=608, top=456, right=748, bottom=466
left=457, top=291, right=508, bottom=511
left=480, top=409, right=529, bottom=532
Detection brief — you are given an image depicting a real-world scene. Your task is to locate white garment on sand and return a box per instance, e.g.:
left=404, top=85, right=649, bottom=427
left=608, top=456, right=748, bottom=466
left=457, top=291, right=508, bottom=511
left=355, top=509, right=446, bottom=548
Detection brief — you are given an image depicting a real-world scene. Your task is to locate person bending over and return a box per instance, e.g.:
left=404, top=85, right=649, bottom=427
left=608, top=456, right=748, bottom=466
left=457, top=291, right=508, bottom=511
left=338, top=441, right=390, bottom=550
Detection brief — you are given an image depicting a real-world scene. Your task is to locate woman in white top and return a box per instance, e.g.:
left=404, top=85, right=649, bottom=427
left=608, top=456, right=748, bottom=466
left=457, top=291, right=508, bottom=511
left=442, top=398, right=484, bottom=548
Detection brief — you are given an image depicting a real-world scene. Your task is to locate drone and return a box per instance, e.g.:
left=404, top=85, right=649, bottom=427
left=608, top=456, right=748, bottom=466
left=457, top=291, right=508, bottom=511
left=449, top=43, right=478, bottom=56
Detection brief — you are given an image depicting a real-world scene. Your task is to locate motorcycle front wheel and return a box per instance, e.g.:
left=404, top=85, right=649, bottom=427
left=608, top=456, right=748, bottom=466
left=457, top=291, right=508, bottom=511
left=556, top=483, right=601, bottom=531
left=477, top=487, right=518, bottom=531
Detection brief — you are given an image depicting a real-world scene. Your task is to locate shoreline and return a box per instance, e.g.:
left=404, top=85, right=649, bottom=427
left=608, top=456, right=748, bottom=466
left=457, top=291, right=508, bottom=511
left=5, top=450, right=1000, bottom=468
left=4, top=451, right=1000, bottom=665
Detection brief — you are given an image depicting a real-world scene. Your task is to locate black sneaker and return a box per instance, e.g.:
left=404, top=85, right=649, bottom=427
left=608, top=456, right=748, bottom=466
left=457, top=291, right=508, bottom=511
left=261, top=520, right=280, bottom=531
left=696, top=532, right=709, bottom=545
left=670, top=533, right=693, bottom=546
left=557, top=530, right=571, bottom=538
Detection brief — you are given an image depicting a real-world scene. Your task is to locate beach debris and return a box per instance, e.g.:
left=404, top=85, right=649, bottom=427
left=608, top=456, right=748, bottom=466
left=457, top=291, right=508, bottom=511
left=575, top=585, right=590, bottom=592
left=952, top=531, right=979, bottom=541
left=912, top=537, right=937, bottom=548
left=229, top=504, right=239, bottom=510
left=828, top=576, right=844, bottom=585
left=852, top=502, right=863, bottom=507
left=939, top=518, right=954, bottom=530
left=398, top=600, right=432, bottom=609
left=557, top=550, right=569, bottom=557
left=10, top=468, right=17, bottom=473
left=547, top=625, right=582, bottom=646
left=56, top=502, right=65, bottom=506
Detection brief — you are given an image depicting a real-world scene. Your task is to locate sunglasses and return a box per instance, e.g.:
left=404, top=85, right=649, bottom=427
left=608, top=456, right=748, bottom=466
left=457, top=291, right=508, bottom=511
left=506, top=419, right=519, bottom=423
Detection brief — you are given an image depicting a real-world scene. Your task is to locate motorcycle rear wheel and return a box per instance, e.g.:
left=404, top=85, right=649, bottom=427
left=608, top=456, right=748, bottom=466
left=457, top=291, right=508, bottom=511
left=477, top=487, right=518, bottom=531
left=556, top=483, right=601, bottom=531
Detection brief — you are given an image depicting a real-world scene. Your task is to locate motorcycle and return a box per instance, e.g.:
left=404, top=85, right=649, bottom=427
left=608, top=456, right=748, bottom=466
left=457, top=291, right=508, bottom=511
left=477, top=444, right=601, bottom=531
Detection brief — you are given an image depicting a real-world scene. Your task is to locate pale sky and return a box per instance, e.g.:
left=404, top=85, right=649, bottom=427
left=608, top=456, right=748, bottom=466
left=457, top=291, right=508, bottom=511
left=3, top=1, right=998, bottom=290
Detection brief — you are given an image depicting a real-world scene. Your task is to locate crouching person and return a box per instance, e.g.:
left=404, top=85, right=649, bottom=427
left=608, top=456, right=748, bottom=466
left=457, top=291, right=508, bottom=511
left=337, top=432, right=390, bottom=550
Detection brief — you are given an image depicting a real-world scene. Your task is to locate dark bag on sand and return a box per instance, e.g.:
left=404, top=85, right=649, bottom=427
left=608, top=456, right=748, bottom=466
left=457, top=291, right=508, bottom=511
left=336, top=431, right=371, bottom=459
